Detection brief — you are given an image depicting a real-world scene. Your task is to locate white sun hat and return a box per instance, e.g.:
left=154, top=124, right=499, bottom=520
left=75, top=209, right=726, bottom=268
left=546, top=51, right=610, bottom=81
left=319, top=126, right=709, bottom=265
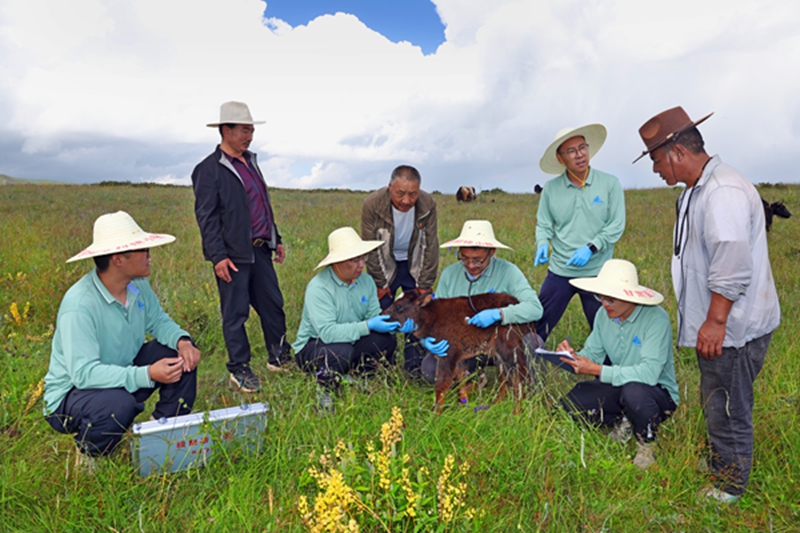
left=569, top=259, right=664, bottom=306
left=67, top=211, right=175, bottom=263
left=316, top=227, right=384, bottom=269
left=440, top=220, right=512, bottom=250
left=206, top=101, right=265, bottom=127
left=539, top=123, right=607, bottom=175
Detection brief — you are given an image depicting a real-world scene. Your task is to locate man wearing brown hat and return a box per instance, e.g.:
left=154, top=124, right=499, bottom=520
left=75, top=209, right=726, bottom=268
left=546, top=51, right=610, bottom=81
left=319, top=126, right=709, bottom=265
left=635, top=106, right=781, bottom=503
left=192, top=101, right=292, bottom=393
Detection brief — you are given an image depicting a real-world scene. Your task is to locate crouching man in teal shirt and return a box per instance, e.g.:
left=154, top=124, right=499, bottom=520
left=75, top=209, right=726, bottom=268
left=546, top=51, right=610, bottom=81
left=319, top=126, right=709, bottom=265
left=419, top=220, right=544, bottom=382
left=44, top=212, right=201, bottom=459
left=555, top=259, right=678, bottom=469
left=293, top=227, right=409, bottom=410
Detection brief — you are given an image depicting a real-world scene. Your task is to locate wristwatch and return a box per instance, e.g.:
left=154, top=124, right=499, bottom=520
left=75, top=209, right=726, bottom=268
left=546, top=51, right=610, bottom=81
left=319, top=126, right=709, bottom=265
left=587, top=242, right=598, bottom=254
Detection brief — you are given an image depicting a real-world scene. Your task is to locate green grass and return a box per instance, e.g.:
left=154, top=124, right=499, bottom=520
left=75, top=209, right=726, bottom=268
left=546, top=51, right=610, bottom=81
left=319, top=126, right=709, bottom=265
left=1, top=183, right=799, bottom=532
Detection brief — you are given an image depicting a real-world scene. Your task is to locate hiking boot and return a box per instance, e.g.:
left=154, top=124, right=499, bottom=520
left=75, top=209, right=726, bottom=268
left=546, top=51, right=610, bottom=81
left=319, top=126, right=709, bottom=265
left=230, top=366, right=261, bottom=392
left=633, top=442, right=656, bottom=469
left=700, top=486, right=741, bottom=504
left=609, top=417, right=633, bottom=444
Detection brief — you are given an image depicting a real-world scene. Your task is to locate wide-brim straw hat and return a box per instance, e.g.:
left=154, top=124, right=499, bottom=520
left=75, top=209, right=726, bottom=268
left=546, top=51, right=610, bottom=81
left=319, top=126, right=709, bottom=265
left=67, top=211, right=175, bottom=263
left=206, top=101, right=265, bottom=127
left=440, top=220, right=511, bottom=250
left=540, top=124, right=607, bottom=175
left=569, top=259, right=663, bottom=305
left=633, top=106, right=713, bottom=163
left=316, top=227, right=383, bottom=269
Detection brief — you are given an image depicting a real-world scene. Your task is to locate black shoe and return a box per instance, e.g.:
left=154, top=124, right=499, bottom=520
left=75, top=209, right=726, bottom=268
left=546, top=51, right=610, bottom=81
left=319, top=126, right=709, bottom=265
left=230, top=365, right=261, bottom=392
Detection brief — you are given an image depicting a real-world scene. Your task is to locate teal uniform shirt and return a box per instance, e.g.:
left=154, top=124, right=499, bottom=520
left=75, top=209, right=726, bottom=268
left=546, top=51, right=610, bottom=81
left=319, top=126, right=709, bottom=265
left=535, top=167, right=626, bottom=277
left=44, top=270, right=189, bottom=414
left=578, top=304, right=679, bottom=404
left=292, top=267, right=382, bottom=353
left=436, top=257, right=543, bottom=324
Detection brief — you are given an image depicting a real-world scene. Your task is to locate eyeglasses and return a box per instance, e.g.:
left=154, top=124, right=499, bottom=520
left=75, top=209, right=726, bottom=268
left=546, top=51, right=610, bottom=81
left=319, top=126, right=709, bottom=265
left=458, top=251, right=491, bottom=267
left=346, top=255, right=366, bottom=265
left=593, top=294, right=616, bottom=305
left=559, top=143, right=589, bottom=159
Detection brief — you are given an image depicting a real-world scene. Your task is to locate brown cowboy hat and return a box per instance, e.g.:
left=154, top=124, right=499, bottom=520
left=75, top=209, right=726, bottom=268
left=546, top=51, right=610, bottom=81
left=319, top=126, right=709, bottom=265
left=633, top=106, right=713, bottom=163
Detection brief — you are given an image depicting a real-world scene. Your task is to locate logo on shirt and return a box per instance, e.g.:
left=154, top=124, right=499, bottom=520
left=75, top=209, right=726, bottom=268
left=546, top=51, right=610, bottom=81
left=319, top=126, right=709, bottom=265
left=137, top=301, right=144, bottom=309
left=361, top=295, right=369, bottom=305
left=632, top=335, right=641, bottom=346
left=592, top=196, right=605, bottom=205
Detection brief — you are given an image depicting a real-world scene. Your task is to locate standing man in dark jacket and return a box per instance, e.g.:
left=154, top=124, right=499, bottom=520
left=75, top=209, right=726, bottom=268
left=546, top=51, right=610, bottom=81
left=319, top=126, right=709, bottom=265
left=361, top=165, right=438, bottom=377
left=192, top=101, right=291, bottom=393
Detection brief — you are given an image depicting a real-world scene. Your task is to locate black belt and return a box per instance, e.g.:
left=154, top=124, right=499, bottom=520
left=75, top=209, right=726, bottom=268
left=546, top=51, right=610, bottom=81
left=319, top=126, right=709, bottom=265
left=252, top=238, right=269, bottom=247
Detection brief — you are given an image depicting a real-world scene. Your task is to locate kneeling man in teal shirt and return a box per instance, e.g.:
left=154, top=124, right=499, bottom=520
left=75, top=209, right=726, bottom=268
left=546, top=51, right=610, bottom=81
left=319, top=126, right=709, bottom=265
left=556, top=259, right=678, bottom=469
left=44, top=212, right=201, bottom=459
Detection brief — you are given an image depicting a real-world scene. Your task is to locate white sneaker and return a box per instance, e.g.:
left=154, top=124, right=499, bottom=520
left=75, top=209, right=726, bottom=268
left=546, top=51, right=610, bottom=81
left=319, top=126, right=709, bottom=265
left=632, top=442, right=656, bottom=469
left=609, top=417, right=633, bottom=444
left=701, top=486, right=741, bottom=504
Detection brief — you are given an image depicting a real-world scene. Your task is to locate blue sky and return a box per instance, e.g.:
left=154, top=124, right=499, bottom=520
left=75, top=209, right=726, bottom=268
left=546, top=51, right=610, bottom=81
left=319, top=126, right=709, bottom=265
left=1, top=0, right=799, bottom=193
left=263, top=0, right=445, bottom=55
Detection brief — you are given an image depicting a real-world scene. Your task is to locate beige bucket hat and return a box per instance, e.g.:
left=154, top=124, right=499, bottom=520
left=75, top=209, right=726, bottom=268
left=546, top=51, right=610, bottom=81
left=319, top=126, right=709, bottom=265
left=539, top=124, right=607, bottom=175
left=316, top=227, right=383, bottom=269
left=67, top=211, right=175, bottom=263
left=440, top=220, right=512, bottom=250
left=569, top=259, right=663, bottom=305
left=206, top=101, right=265, bottom=127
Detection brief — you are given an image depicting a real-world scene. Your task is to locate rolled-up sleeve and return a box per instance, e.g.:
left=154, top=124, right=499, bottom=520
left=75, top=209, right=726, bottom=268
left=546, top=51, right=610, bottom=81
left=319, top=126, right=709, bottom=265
left=704, top=186, right=753, bottom=302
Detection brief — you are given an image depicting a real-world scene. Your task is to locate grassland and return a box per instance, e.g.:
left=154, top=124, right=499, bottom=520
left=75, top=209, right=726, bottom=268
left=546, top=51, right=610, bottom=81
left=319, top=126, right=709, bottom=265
left=0, top=182, right=798, bottom=532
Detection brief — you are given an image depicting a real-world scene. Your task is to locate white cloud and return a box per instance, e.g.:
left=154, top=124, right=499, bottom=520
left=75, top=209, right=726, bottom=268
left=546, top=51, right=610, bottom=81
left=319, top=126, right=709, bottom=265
left=0, top=0, right=799, bottom=192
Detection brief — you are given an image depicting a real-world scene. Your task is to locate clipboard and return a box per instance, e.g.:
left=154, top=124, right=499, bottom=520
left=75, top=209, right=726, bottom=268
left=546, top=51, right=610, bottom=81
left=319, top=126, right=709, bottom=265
left=534, top=348, right=576, bottom=373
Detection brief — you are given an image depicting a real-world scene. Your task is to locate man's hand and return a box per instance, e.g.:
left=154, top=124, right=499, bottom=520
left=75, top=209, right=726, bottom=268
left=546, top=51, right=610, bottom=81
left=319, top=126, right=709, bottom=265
left=177, top=338, right=201, bottom=372
left=366, top=315, right=401, bottom=333
left=556, top=338, right=576, bottom=357
left=566, top=245, right=593, bottom=267
left=696, top=292, right=733, bottom=360
left=468, top=308, right=502, bottom=328
left=149, top=358, right=184, bottom=384
left=214, top=258, right=238, bottom=283
left=274, top=244, right=286, bottom=264
left=696, top=319, right=726, bottom=359
left=534, top=244, right=549, bottom=266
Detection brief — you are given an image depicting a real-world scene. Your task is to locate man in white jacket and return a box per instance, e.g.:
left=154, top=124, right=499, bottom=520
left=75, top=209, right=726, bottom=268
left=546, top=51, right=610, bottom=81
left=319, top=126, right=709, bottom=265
left=635, top=106, right=780, bottom=503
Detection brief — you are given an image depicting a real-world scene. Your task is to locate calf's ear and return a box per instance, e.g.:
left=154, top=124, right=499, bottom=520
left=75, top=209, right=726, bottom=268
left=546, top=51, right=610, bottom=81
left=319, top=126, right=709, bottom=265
left=420, top=292, right=434, bottom=307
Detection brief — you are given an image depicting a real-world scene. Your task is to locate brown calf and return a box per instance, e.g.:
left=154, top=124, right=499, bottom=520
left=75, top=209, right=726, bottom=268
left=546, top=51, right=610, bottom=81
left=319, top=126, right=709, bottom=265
left=383, top=290, right=537, bottom=412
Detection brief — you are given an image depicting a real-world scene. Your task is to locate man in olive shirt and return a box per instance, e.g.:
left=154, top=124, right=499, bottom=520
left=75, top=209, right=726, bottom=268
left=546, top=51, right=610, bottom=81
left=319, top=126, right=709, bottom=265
left=361, top=165, right=438, bottom=377
left=534, top=124, right=626, bottom=341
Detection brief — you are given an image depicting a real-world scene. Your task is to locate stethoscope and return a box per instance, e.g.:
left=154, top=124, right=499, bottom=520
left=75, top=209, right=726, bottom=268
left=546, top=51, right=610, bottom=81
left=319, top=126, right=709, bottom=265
left=463, top=257, right=496, bottom=313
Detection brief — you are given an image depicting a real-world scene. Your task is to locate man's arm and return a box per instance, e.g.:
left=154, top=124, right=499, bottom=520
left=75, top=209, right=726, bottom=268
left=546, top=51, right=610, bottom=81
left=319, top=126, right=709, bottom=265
left=191, top=161, right=229, bottom=266
left=588, top=177, right=626, bottom=251
left=417, top=199, right=439, bottom=290
left=361, top=194, right=389, bottom=288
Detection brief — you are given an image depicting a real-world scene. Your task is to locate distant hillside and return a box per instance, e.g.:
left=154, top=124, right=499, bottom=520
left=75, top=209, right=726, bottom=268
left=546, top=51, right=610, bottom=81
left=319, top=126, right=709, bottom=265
left=0, top=174, right=67, bottom=185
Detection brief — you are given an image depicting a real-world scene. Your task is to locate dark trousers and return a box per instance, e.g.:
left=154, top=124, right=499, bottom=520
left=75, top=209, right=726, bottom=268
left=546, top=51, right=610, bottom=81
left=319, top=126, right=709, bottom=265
left=45, top=341, right=197, bottom=457
left=378, top=260, right=426, bottom=376
left=561, top=379, right=676, bottom=442
left=217, top=245, right=290, bottom=372
left=699, top=333, right=771, bottom=496
left=295, top=333, right=397, bottom=389
left=536, top=270, right=602, bottom=341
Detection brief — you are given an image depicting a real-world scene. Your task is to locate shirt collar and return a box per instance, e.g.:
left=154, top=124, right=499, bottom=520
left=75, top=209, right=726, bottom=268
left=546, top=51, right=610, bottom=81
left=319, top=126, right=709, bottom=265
left=694, top=154, right=720, bottom=189
left=90, top=269, right=139, bottom=306
left=621, top=304, right=644, bottom=324
left=559, top=167, right=594, bottom=189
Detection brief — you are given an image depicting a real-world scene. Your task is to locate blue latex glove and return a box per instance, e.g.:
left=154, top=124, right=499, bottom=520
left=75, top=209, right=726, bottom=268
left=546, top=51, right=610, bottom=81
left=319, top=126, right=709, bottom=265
left=467, top=308, right=502, bottom=328
left=566, top=244, right=593, bottom=267
left=534, top=244, right=549, bottom=266
left=367, top=315, right=401, bottom=333
left=420, top=337, right=450, bottom=357
left=399, top=318, right=417, bottom=334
